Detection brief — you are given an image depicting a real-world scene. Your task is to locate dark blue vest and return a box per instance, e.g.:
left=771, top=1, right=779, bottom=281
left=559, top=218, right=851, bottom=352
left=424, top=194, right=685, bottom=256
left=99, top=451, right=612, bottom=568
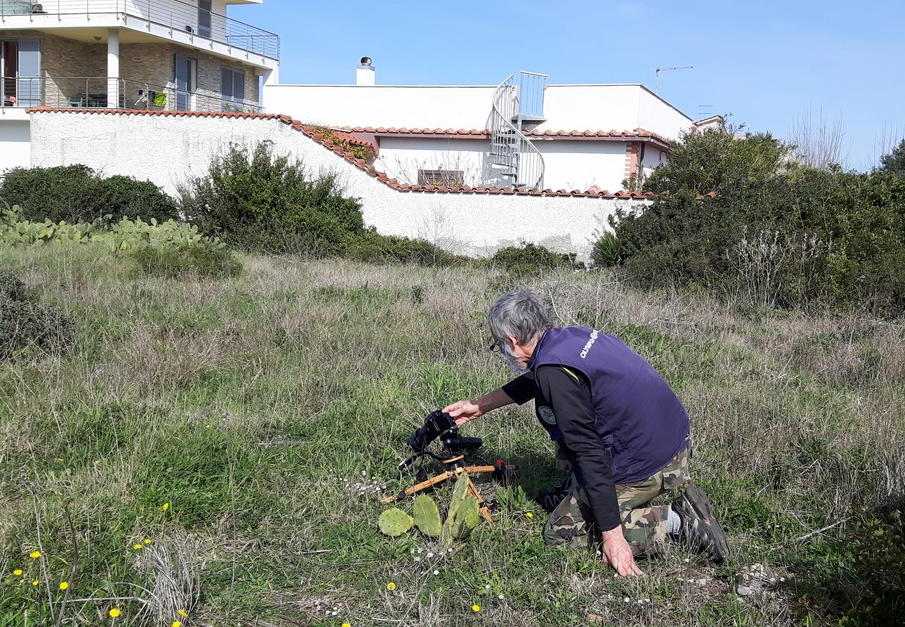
left=531, top=326, right=689, bottom=484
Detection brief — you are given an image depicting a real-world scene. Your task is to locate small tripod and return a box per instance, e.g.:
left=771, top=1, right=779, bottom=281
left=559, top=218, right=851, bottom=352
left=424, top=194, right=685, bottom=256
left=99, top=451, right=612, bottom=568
left=382, top=431, right=512, bottom=526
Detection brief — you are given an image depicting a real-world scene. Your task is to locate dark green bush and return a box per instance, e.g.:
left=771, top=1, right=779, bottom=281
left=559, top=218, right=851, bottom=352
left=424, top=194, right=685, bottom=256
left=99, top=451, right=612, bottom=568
left=609, top=170, right=905, bottom=315
left=178, top=143, right=364, bottom=255
left=485, top=242, right=578, bottom=274
left=345, top=229, right=464, bottom=266
left=599, top=127, right=905, bottom=316
left=0, top=165, right=178, bottom=224
left=0, top=273, right=74, bottom=360
left=127, top=243, right=242, bottom=279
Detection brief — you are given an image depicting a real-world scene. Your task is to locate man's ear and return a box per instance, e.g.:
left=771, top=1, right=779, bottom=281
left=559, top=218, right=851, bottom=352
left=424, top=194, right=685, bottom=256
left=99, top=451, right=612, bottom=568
left=506, top=335, right=519, bottom=349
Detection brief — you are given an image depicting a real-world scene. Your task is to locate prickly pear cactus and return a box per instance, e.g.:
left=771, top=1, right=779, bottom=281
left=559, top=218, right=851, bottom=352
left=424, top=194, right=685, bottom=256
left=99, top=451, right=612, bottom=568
left=378, top=507, right=414, bottom=537
left=413, top=495, right=442, bottom=537
left=441, top=472, right=481, bottom=547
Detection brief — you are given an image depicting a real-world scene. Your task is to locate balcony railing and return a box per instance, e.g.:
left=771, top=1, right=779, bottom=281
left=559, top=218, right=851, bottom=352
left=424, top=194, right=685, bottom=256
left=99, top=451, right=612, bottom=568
left=0, top=0, right=280, bottom=60
left=1, top=76, right=263, bottom=113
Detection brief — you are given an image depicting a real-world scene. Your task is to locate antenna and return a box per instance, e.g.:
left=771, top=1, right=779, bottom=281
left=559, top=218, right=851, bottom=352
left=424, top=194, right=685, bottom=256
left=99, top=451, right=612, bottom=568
left=655, top=65, right=694, bottom=92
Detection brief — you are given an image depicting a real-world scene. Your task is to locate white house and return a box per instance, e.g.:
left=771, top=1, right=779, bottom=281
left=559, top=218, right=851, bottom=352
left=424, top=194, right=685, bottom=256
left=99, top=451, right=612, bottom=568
left=264, top=63, right=711, bottom=193
left=2, top=7, right=721, bottom=259
left=0, top=0, right=279, bottom=173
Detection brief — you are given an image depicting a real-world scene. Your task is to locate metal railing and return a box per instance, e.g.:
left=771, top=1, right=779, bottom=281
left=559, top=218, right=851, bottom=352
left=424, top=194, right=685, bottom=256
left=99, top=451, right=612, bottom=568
left=0, top=0, right=280, bottom=60
left=487, top=73, right=544, bottom=190
left=517, top=71, right=547, bottom=120
left=1, top=75, right=262, bottom=112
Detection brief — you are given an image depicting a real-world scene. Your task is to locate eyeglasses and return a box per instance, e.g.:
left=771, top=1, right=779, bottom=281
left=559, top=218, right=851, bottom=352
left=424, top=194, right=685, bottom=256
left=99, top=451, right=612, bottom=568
left=488, top=340, right=501, bottom=353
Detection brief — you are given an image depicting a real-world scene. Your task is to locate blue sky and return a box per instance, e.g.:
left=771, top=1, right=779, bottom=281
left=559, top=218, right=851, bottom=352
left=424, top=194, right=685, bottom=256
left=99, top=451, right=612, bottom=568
left=233, top=0, right=905, bottom=170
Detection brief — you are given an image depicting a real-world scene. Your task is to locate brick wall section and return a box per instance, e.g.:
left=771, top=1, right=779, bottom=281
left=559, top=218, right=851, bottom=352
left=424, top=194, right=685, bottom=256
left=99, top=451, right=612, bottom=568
left=2, top=30, right=259, bottom=110
left=623, top=141, right=640, bottom=190
left=120, top=43, right=260, bottom=110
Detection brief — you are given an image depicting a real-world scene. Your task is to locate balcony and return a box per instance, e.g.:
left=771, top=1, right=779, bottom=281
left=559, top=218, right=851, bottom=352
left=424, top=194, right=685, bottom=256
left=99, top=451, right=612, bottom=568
left=2, top=75, right=263, bottom=113
left=0, top=0, right=280, bottom=62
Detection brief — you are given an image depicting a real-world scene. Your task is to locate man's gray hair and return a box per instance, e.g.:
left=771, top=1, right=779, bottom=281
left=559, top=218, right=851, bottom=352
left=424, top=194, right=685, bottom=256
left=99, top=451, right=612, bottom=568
left=488, top=290, right=552, bottom=344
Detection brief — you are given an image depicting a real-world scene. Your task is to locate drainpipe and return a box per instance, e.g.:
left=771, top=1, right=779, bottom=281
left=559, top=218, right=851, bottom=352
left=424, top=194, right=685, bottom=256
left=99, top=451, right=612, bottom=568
left=107, top=29, right=120, bottom=109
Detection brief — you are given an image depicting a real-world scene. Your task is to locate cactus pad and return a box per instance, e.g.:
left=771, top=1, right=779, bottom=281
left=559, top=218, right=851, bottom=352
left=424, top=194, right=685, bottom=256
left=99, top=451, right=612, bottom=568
left=413, top=494, right=442, bottom=537
left=378, top=507, right=414, bottom=536
left=441, top=472, right=481, bottom=547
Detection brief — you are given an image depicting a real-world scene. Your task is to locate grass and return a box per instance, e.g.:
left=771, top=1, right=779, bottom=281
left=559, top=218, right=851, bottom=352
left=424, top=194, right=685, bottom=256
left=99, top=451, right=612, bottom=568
left=0, top=244, right=903, bottom=625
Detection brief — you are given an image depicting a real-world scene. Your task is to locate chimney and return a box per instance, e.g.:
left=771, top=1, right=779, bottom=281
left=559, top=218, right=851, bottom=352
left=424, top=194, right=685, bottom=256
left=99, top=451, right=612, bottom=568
left=356, top=57, right=375, bottom=86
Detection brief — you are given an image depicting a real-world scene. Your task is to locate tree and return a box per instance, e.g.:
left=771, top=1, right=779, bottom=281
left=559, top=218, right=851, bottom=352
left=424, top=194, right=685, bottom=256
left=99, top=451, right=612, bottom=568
left=788, top=109, right=848, bottom=171
left=643, top=128, right=788, bottom=195
left=879, top=139, right=905, bottom=176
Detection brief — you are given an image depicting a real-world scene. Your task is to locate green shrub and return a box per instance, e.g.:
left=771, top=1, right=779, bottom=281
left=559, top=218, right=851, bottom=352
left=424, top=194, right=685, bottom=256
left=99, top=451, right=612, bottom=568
left=0, top=165, right=178, bottom=223
left=485, top=242, right=578, bottom=275
left=345, top=229, right=464, bottom=266
left=591, top=232, right=623, bottom=267
left=127, top=242, right=241, bottom=278
left=178, top=143, right=364, bottom=255
left=0, top=273, right=74, bottom=360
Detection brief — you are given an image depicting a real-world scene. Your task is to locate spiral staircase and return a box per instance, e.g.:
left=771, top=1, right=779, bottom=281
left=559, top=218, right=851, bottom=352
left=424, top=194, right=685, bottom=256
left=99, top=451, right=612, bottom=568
left=487, top=71, right=548, bottom=190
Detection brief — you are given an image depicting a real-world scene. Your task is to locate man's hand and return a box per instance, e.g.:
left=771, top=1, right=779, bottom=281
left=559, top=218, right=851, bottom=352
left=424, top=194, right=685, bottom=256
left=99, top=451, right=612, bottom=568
left=601, top=526, right=644, bottom=577
left=442, top=400, right=483, bottom=425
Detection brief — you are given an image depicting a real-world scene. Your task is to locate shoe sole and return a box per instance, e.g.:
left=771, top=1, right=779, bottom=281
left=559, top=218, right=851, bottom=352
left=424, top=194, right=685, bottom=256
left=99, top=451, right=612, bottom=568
left=677, top=484, right=730, bottom=563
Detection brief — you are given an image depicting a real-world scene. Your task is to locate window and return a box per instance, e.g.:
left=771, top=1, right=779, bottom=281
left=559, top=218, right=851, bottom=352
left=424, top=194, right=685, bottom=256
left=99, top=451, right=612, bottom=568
left=1, top=39, right=40, bottom=107
left=198, top=0, right=212, bottom=37
left=173, top=54, right=197, bottom=111
left=221, top=67, right=246, bottom=106
left=418, top=169, right=464, bottom=186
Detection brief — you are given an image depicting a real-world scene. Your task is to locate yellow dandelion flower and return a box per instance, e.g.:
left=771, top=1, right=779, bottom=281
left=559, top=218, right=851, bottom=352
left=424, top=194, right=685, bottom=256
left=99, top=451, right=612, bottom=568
left=526, top=512, right=534, bottom=518
left=342, top=623, right=352, bottom=627
left=386, top=582, right=396, bottom=591
left=59, top=581, right=69, bottom=591
left=160, top=502, right=170, bottom=511
left=109, top=608, right=121, bottom=618
left=29, top=551, right=41, bottom=559
left=12, top=569, right=22, bottom=576
left=133, top=544, right=144, bottom=550
left=171, top=622, right=182, bottom=627
left=472, top=604, right=481, bottom=612
left=31, top=579, right=39, bottom=586
left=177, top=610, right=188, bottom=617
left=143, top=538, right=152, bottom=545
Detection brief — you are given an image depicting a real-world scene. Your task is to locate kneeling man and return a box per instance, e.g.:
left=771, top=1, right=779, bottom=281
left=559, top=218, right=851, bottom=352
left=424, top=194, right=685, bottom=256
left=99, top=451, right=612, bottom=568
left=444, top=290, right=729, bottom=576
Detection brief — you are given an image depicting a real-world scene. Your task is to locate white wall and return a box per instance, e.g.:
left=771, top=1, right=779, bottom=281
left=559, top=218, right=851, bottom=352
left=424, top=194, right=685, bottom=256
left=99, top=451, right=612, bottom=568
left=536, top=141, right=627, bottom=191
left=28, top=112, right=648, bottom=259
left=264, top=85, right=497, bottom=129
left=263, top=83, right=694, bottom=140
left=377, top=137, right=632, bottom=192
left=639, top=143, right=668, bottom=181
left=637, top=88, right=693, bottom=140
left=375, top=137, right=488, bottom=186
left=0, top=121, right=31, bottom=174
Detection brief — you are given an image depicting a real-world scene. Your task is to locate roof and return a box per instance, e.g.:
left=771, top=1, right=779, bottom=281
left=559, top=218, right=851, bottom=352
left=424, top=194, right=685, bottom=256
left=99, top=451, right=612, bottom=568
left=340, top=126, right=672, bottom=149
left=26, top=107, right=710, bottom=199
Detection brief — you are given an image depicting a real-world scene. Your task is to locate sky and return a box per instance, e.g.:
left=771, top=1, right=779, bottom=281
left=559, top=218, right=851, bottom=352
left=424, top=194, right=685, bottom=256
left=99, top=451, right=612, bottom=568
left=231, top=0, right=905, bottom=171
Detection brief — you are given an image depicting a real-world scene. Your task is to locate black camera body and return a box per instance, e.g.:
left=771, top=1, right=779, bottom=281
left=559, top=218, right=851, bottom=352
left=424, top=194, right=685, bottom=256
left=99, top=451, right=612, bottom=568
left=408, top=409, right=457, bottom=452
left=400, top=410, right=483, bottom=469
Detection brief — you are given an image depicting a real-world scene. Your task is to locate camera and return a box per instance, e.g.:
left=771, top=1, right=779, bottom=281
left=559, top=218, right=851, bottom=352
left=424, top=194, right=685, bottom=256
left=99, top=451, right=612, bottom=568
left=407, top=410, right=483, bottom=453
left=408, top=409, right=456, bottom=452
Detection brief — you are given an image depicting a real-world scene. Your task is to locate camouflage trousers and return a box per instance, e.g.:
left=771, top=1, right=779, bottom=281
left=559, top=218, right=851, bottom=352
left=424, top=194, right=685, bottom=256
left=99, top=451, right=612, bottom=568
left=542, top=447, right=691, bottom=555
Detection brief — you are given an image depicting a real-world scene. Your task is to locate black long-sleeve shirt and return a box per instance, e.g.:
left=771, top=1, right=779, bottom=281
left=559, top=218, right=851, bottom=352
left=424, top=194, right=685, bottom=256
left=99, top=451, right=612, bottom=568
left=503, top=368, right=622, bottom=532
